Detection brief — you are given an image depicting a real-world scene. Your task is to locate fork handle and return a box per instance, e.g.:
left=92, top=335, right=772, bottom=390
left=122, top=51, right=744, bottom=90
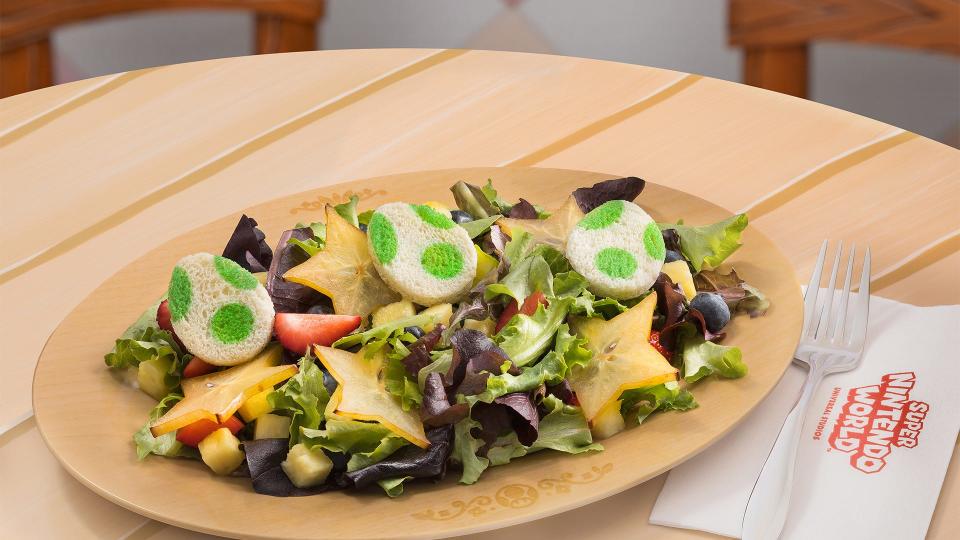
left=741, top=362, right=826, bottom=540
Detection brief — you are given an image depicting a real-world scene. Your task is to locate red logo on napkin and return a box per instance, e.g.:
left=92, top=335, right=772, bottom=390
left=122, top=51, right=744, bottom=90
left=827, top=372, right=929, bottom=473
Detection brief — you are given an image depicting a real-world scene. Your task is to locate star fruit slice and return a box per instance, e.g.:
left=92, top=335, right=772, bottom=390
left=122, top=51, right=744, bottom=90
left=314, top=345, right=429, bottom=448
left=497, top=196, right=585, bottom=250
left=567, top=292, right=679, bottom=421
left=283, top=205, right=400, bottom=318
left=150, top=344, right=296, bottom=436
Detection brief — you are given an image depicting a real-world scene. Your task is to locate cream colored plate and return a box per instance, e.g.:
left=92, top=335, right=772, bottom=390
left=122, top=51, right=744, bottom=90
left=33, top=167, right=802, bottom=540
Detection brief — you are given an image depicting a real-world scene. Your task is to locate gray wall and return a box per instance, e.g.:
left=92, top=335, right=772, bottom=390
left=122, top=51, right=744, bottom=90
left=52, top=0, right=960, bottom=145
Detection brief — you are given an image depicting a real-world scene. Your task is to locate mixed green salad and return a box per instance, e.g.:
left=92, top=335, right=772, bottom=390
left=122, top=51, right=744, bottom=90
left=105, top=176, right=769, bottom=497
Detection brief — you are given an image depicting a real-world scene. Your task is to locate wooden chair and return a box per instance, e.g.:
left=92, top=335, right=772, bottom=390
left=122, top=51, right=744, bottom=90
left=0, top=0, right=326, bottom=98
left=729, top=0, right=960, bottom=98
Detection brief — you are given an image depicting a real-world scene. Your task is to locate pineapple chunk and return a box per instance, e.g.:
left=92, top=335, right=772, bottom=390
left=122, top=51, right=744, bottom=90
left=281, top=443, right=333, bottom=488
left=198, top=428, right=245, bottom=475
left=591, top=400, right=626, bottom=440
left=254, top=414, right=292, bottom=440
left=237, top=388, right=274, bottom=422
left=138, top=357, right=173, bottom=401
left=474, top=245, right=498, bottom=284
left=419, top=303, right=453, bottom=332
left=372, top=300, right=416, bottom=327
left=463, top=318, right=496, bottom=336
left=661, top=260, right=696, bottom=301
left=253, top=272, right=268, bottom=285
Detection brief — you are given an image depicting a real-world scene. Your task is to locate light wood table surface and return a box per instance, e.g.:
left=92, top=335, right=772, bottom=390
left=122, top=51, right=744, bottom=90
left=1, top=49, right=957, bottom=540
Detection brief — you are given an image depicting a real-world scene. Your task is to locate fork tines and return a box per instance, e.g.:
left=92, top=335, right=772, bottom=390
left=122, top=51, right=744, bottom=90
left=802, top=240, right=871, bottom=351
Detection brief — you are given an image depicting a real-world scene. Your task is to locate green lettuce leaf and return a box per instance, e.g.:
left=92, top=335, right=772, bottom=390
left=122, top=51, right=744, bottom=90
left=553, top=270, right=588, bottom=298
left=287, top=236, right=322, bottom=256
left=480, top=179, right=513, bottom=214
left=357, top=209, right=375, bottom=227
left=333, top=312, right=438, bottom=356
left=569, top=288, right=629, bottom=319
left=482, top=323, right=589, bottom=401
left=484, top=237, right=570, bottom=301
left=677, top=325, right=747, bottom=382
left=294, top=219, right=326, bottom=239
left=383, top=354, right=423, bottom=411
left=661, top=214, right=748, bottom=272
left=533, top=395, right=603, bottom=454
left=620, top=381, right=698, bottom=424
left=334, top=195, right=361, bottom=227
left=495, top=297, right=574, bottom=367
left=451, top=415, right=489, bottom=484
left=377, top=476, right=413, bottom=497
left=417, top=349, right=453, bottom=389
left=301, top=418, right=409, bottom=472
left=459, top=214, right=502, bottom=239
left=105, top=326, right=182, bottom=370
left=268, top=354, right=330, bottom=445
left=132, top=393, right=197, bottom=460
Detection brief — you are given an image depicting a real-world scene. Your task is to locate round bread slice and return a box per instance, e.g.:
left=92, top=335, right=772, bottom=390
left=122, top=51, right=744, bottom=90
left=565, top=200, right=665, bottom=300
left=366, top=202, right=477, bottom=306
left=168, top=253, right=275, bottom=365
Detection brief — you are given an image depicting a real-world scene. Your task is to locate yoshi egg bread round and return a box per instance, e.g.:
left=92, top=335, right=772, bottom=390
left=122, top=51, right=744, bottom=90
left=565, top=200, right=666, bottom=300
left=168, top=253, right=275, bottom=366
left=366, top=202, right=477, bottom=306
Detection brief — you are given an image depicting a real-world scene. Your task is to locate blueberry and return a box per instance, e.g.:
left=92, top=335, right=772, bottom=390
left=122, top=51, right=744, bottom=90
left=664, top=249, right=683, bottom=263
left=306, top=303, right=334, bottom=315
left=404, top=326, right=426, bottom=339
left=359, top=223, right=368, bottom=232
left=689, top=292, right=730, bottom=333
left=450, top=210, right=474, bottom=224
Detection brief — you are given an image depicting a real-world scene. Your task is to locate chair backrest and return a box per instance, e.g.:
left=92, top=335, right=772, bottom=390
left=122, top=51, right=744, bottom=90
left=0, top=0, right=326, bottom=97
left=729, top=0, right=960, bottom=97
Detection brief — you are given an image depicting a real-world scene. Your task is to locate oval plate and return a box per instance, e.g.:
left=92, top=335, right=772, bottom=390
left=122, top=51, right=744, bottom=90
left=34, top=167, right=802, bottom=539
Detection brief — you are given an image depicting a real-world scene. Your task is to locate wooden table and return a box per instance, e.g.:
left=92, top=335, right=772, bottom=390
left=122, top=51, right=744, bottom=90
left=1, top=49, right=957, bottom=539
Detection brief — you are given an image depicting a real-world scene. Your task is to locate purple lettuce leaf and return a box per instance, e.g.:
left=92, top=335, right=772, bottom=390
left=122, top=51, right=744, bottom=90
left=507, top=198, right=539, bottom=219
left=422, top=373, right=469, bottom=427
left=471, top=392, right=539, bottom=453
left=222, top=214, right=273, bottom=272
left=266, top=228, right=326, bottom=313
left=654, top=273, right=687, bottom=329
left=401, top=325, right=444, bottom=376
left=243, top=438, right=346, bottom=497
left=344, top=426, right=454, bottom=490
left=572, top=177, right=645, bottom=213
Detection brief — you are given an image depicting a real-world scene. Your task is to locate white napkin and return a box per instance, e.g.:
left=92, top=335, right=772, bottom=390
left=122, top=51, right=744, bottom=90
left=650, top=296, right=960, bottom=539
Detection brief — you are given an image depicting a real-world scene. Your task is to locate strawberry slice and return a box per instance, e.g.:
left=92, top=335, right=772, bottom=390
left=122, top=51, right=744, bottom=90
left=495, top=290, right=548, bottom=333
left=182, top=356, right=216, bottom=378
left=156, top=299, right=175, bottom=333
left=274, top=313, right=362, bottom=355
left=175, top=415, right=244, bottom=447
left=521, top=290, right=548, bottom=315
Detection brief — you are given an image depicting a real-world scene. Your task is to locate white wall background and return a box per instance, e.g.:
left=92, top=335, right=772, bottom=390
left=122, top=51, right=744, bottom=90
left=52, top=0, right=960, bottom=145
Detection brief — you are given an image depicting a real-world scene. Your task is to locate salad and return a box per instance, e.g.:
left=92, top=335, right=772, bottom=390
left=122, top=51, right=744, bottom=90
left=105, top=176, right=769, bottom=497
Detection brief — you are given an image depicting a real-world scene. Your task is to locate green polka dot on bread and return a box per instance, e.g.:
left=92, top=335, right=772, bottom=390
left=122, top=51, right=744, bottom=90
left=366, top=202, right=477, bottom=305
left=168, top=253, right=275, bottom=366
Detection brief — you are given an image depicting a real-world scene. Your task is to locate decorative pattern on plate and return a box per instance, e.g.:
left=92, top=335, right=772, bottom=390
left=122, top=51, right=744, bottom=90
left=289, top=188, right=388, bottom=214
left=411, top=463, right=613, bottom=521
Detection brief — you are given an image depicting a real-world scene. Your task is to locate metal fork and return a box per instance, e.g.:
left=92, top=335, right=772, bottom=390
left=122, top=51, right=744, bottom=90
left=741, top=241, right=871, bottom=540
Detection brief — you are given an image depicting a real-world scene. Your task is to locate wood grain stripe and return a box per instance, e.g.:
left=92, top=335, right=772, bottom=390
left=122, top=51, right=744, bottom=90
left=0, top=70, right=149, bottom=147
left=0, top=413, right=33, bottom=448
left=118, top=520, right=166, bottom=540
left=0, top=49, right=467, bottom=286
left=503, top=73, right=701, bottom=166
left=872, top=230, right=960, bottom=291
left=740, top=129, right=916, bottom=218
